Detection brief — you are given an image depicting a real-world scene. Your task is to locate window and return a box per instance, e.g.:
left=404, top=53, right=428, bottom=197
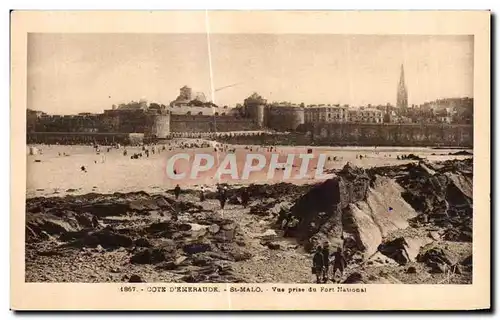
left=198, top=112, right=203, bottom=115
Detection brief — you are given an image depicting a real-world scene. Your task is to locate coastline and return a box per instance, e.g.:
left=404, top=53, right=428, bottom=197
left=25, top=142, right=472, bottom=199
left=25, top=157, right=473, bottom=284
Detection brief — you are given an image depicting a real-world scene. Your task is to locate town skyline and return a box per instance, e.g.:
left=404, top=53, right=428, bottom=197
left=28, top=34, right=473, bottom=115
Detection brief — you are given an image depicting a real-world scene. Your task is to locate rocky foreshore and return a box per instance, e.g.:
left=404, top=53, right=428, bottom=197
left=25, top=158, right=473, bottom=284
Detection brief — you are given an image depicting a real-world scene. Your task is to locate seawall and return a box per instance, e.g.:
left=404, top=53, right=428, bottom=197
left=300, top=123, right=473, bottom=147
left=217, top=123, right=473, bottom=147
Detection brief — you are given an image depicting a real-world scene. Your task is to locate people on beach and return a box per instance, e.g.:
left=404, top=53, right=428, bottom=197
left=218, top=186, right=228, bottom=210
left=241, top=188, right=250, bottom=208
left=174, top=184, right=181, bottom=200
left=199, top=187, right=205, bottom=202
left=312, top=246, right=325, bottom=284
left=331, top=247, right=347, bottom=281
left=283, top=215, right=299, bottom=237
left=80, top=165, right=87, bottom=173
left=322, top=242, right=330, bottom=283
left=277, top=208, right=289, bottom=229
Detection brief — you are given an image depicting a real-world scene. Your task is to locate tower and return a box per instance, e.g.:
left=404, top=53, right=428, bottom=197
left=397, top=64, right=408, bottom=109
left=244, top=93, right=267, bottom=128
left=179, top=86, right=193, bottom=101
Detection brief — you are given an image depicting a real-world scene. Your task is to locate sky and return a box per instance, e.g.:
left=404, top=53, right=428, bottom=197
left=27, top=33, right=473, bottom=115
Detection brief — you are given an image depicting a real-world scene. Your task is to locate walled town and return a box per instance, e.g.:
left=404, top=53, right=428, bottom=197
left=27, top=68, right=473, bottom=148
left=26, top=65, right=474, bottom=284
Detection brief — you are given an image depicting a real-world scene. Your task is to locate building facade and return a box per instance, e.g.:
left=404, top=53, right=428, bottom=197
left=347, top=108, right=384, bottom=123
left=304, top=105, right=349, bottom=123
left=169, top=86, right=218, bottom=115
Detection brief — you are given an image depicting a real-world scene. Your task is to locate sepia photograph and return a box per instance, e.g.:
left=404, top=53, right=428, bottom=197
left=11, top=10, right=490, bottom=310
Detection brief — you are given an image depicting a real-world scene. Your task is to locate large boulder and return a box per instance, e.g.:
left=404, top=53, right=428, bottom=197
left=73, top=212, right=95, bottom=229
left=59, top=229, right=93, bottom=242
left=26, top=212, right=81, bottom=242
left=378, top=236, right=432, bottom=265
left=288, top=177, right=346, bottom=247
left=134, top=238, right=152, bottom=247
left=68, top=227, right=133, bottom=249
left=128, top=274, right=145, bottom=282
left=342, top=176, right=418, bottom=256
left=129, top=198, right=160, bottom=212
left=342, top=272, right=365, bottom=284
left=130, top=248, right=171, bottom=264
left=417, top=247, right=457, bottom=273
left=378, top=238, right=411, bottom=265
left=286, top=164, right=420, bottom=254
left=336, top=162, right=371, bottom=204
left=130, top=239, right=176, bottom=264
left=342, top=271, right=402, bottom=284
left=443, top=226, right=472, bottom=242
left=79, top=202, right=131, bottom=217
left=146, top=221, right=177, bottom=237
left=396, top=160, right=473, bottom=231
left=183, top=242, right=212, bottom=254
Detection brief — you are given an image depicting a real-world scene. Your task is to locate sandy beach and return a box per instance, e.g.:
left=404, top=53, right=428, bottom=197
left=26, top=140, right=472, bottom=198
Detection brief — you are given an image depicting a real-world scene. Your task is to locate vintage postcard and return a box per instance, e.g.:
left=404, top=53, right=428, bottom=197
left=11, top=10, right=490, bottom=310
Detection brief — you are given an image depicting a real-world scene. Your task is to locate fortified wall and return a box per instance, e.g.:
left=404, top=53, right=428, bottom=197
left=26, top=132, right=136, bottom=145
left=170, top=115, right=259, bottom=133
left=300, top=123, right=473, bottom=147
left=216, top=123, right=473, bottom=147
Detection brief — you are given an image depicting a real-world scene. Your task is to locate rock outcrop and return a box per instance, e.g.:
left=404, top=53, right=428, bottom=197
left=25, top=159, right=473, bottom=284
left=343, top=176, right=418, bottom=257
left=285, top=163, right=419, bottom=256
left=279, top=159, right=472, bottom=263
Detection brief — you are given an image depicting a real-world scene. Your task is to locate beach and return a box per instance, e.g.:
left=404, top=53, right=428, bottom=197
left=25, top=155, right=473, bottom=284
left=26, top=141, right=472, bottom=198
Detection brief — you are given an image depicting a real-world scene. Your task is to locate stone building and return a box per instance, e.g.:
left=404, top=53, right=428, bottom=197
left=169, top=86, right=218, bottom=116
left=348, top=108, right=384, bottom=123
left=304, top=104, right=349, bottom=123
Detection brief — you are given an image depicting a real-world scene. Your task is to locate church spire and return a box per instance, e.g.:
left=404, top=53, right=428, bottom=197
left=397, top=64, right=408, bottom=108
left=399, top=64, right=405, bottom=88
